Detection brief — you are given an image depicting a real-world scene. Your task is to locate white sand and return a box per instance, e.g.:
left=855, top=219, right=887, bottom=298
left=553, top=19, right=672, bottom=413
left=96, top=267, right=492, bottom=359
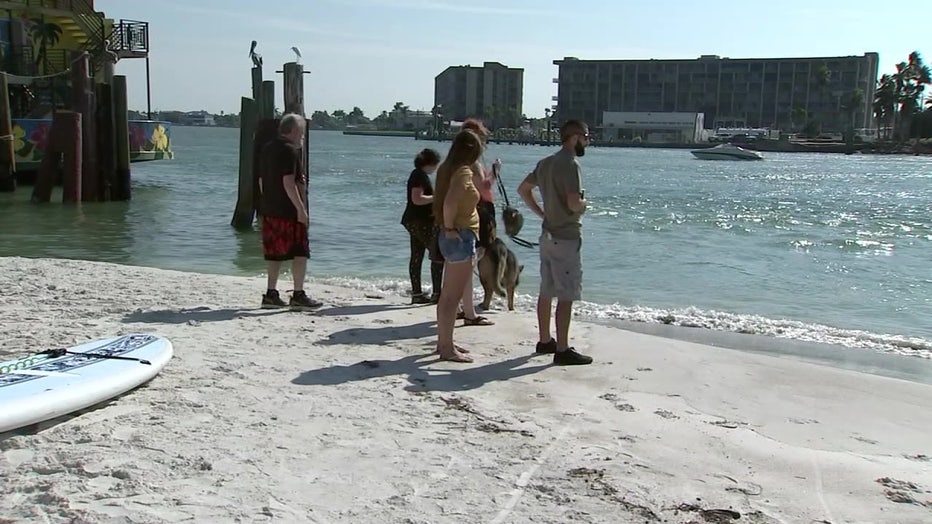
left=1, top=256, right=930, bottom=524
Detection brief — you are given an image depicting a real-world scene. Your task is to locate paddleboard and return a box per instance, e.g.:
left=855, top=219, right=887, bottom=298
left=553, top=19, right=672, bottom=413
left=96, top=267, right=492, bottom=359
left=0, top=334, right=173, bottom=433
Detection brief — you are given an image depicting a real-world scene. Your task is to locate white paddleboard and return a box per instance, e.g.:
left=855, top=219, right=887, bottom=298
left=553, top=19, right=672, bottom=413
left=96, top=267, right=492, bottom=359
left=0, top=334, right=173, bottom=433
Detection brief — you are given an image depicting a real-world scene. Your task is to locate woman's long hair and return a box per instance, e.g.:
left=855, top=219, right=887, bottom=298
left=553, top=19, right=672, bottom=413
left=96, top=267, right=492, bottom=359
left=434, top=130, right=483, bottom=220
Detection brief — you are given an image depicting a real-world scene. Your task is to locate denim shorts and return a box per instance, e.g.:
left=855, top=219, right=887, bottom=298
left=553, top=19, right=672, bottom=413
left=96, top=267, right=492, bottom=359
left=437, top=228, right=477, bottom=263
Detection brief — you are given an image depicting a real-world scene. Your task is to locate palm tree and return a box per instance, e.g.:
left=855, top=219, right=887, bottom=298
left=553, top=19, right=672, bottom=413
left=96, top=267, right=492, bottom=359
left=484, top=105, right=498, bottom=130
left=790, top=107, right=808, bottom=133
left=902, top=52, right=931, bottom=140
left=842, top=88, right=864, bottom=148
left=873, top=74, right=896, bottom=139
left=814, top=64, right=832, bottom=130
left=29, top=18, right=63, bottom=72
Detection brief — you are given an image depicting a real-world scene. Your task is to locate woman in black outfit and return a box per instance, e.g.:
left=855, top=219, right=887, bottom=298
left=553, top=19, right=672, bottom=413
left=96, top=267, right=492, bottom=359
left=401, top=148, right=444, bottom=304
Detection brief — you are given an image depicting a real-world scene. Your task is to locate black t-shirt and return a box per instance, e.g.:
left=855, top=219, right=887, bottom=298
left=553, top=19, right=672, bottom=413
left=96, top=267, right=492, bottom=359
left=401, top=168, right=434, bottom=225
left=259, top=137, right=304, bottom=219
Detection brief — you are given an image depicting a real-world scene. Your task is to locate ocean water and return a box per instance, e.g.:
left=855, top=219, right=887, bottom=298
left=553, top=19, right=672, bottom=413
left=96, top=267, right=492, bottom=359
left=1, top=127, right=930, bottom=359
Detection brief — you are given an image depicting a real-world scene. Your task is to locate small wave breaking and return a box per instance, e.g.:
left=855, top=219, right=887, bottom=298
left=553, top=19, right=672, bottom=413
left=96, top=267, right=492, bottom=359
left=316, top=275, right=932, bottom=360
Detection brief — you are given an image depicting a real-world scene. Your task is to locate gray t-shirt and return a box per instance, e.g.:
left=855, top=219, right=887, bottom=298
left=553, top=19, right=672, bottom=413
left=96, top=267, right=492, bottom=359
left=523, top=149, right=583, bottom=240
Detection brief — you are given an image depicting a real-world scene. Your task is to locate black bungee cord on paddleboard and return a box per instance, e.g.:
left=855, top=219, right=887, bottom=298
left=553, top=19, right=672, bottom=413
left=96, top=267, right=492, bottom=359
left=40, top=348, right=152, bottom=365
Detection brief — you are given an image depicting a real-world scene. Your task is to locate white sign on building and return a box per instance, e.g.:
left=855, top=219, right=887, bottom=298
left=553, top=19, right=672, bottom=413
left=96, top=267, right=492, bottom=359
left=601, top=112, right=705, bottom=143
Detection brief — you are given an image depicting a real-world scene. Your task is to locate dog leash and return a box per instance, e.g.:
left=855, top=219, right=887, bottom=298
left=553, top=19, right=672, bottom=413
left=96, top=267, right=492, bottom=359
left=492, top=164, right=539, bottom=249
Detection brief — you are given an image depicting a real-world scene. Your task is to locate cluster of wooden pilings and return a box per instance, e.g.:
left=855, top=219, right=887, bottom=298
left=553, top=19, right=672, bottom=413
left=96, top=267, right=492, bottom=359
left=0, top=52, right=131, bottom=202
left=230, top=60, right=309, bottom=229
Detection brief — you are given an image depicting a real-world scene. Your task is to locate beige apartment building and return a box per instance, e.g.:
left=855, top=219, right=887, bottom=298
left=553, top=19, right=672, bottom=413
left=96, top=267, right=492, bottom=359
left=434, top=62, right=524, bottom=129
left=552, top=53, right=879, bottom=133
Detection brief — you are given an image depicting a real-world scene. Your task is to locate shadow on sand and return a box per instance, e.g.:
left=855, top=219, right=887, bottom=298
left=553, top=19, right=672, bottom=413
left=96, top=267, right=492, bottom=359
left=315, top=303, right=420, bottom=317
left=291, top=353, right=550, bottom=392
left=122, top=306, right=294, bottom=324
left=319, top=321, right=437, bottom=346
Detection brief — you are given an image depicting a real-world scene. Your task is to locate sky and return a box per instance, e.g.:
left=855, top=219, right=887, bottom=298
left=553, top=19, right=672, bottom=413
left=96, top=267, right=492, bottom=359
left=96, top=0, right=926, bottom=119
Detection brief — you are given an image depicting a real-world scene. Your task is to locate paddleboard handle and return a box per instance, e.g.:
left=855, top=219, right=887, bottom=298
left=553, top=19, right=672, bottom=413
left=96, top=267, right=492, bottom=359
left=41, top=348, right=152, bottom=366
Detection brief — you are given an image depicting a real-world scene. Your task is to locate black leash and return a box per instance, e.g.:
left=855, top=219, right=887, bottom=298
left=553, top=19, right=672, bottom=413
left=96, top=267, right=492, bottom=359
left=491, top=163, right=539, bottom=249
left=40, top=348, right=152, bottom=365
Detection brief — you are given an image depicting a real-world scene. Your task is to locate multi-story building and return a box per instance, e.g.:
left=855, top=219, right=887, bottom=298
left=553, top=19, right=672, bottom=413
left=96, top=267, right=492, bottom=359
left=1, top=0, right=151, bottom=118
left=553, top=53, right=879, bottom=133
left=434, top=62, right=524, bottom=129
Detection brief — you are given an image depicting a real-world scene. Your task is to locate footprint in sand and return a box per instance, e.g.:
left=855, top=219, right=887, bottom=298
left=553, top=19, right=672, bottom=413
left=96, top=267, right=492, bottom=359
left=599, top=393, right=636, bottom=412
left=636, top=367, right=653, bottom=372
left=876, top=477, right=930, bottom=507
left=853, top=435, right=879, bottom=445
left=788, top=417, right=820, bottom=425
left=654, top=409, right=678, bottom=420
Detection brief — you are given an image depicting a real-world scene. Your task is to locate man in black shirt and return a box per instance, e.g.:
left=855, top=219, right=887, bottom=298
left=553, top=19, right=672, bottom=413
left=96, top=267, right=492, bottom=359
left=258, top=114, right=322, bottom=310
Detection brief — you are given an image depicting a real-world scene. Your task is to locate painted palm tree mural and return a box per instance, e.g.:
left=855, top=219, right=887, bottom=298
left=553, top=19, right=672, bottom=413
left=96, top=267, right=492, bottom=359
left=29, top=18, right=63, bottom=72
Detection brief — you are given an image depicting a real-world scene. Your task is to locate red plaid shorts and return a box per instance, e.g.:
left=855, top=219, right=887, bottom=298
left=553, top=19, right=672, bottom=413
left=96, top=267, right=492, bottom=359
left=262, top=216, right=309, bottom=261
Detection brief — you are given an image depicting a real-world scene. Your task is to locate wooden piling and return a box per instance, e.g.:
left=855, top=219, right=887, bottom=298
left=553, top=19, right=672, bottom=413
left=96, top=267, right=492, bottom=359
left=282, top=62, right=304, bottom=116
left=231, top=97, right=259, bottom=229
left=112, top=75, right=132, bottom=200
left=282, top=61, right=309, bottom=209
left=32, top=112, right=69, bottom=203
left=95, top=81, right=116, bottom=201
left=259, top=80, right=275, bottom=119
left=61, top=111, right=83, bottom=203
left=0, top=74, right=15, bottom=192
left=71, top=52, right=98, bottom=202
left=253, top=117, right=280, bottom=216
left=251, top=67, right=263, bottom=103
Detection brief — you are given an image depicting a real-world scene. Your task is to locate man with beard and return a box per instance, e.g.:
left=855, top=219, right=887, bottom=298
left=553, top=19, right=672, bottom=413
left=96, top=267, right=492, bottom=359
left=517, top=119, right=592, bottom=365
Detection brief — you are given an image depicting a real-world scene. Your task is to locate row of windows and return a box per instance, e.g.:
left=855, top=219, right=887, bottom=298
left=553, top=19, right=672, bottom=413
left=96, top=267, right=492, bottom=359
left=560, top=59, right=868, bottom=77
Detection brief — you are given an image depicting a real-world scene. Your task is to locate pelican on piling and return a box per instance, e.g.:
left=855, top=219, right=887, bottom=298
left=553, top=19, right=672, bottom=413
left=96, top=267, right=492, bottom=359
left=249, top=40, right=263, bottom=68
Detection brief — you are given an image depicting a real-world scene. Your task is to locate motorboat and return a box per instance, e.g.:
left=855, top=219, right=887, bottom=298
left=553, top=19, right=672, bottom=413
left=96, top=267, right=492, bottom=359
left=691, top=143, right=764, bottom=161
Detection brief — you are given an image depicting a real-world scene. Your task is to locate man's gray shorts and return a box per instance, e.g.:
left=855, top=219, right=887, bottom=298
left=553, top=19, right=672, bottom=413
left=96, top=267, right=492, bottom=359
left=539, top=234, right=582, bottom=301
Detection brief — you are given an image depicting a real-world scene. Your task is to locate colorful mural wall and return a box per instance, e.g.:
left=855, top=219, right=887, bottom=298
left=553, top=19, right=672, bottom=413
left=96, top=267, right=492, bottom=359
left=9, top=118, right=173, bottom=169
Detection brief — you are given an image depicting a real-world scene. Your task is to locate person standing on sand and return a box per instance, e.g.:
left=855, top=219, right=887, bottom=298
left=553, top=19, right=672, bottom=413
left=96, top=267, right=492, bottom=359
left=517, top=119, right=593, bottom=366
left=401, top=148, right=444, bottom=305
left=462, top=118, right=500, bottom=258
left=257, top=113, right=323, bottom=311
left=432, top=129, right=487, bottom=362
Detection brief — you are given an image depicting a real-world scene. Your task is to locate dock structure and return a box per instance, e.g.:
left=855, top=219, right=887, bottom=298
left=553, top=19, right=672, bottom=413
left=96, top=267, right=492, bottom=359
left=231, top=41, right=310, bottom=229
left=0, top=2, right=155, bottom=202
left=28, top=52, right=132, bottom=204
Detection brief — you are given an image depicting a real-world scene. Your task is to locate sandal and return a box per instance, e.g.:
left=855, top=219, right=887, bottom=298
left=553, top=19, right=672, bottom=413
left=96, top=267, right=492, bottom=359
left=463, top=315, right=494, bottom=326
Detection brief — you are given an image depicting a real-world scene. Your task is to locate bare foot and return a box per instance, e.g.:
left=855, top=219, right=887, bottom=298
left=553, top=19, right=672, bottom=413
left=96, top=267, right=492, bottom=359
left=436, top=345, right=474, bottom=363
left=433, top=344, right=470, bottom=354
left=439, top=350, right=473, bottom=363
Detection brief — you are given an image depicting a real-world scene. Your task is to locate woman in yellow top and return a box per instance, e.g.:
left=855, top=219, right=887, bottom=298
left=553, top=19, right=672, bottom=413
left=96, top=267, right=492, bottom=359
left=432, top=129, right=486, bottom=362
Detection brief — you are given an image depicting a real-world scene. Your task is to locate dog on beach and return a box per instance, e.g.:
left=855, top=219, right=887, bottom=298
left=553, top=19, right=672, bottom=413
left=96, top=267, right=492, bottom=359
left=478, top=237, right=523, bottom=311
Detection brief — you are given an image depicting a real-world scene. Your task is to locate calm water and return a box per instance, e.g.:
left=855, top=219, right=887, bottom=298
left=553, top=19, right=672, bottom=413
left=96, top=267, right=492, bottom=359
left=1, top=127, right=930, bottom=358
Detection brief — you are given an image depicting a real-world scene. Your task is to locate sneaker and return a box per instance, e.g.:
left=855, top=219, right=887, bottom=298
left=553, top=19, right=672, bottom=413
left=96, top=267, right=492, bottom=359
left=290, top=290, right=323, bottom=310
left=411, top=294, right=432, bottom=305
left=261, top=290, right=287, bottom=309
left=535, top=338, right=557, bottom=354
left=429, top=293, right=440, bottom=305
left=553, top=347, right=593, bottom=366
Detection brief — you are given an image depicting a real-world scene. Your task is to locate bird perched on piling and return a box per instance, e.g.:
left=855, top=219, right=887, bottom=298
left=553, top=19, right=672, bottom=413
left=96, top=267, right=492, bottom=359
left=102, top=39, right=119, bottom=63
left=291, top=46, right=302, bottom=64
left=249, top=40, right=263, bottom=68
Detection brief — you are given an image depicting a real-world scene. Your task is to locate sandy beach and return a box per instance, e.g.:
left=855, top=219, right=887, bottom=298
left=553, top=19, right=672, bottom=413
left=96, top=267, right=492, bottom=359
left=1, top=256, right=930, bottom=523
